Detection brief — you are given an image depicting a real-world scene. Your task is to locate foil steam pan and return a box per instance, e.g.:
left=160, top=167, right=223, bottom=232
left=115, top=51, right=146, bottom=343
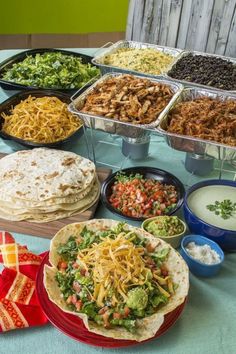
left=165, top=50, right=236, bottom=93
left=157, top=87, right=236, bottom=161
left=92, top=40, right=183, bottom=78
left=68, top=72, right=183, bottom=139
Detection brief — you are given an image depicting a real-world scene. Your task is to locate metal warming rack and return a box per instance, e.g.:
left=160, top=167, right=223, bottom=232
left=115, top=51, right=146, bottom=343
left=68, top=42, right=236, bottom=179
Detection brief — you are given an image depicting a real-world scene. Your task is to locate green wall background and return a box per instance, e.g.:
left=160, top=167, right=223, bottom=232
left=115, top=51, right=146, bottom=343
left=0, top=0, right=129, bottom=34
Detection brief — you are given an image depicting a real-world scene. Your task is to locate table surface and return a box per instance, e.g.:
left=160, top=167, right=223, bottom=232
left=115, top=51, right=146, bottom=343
left=0, top=49, right=236, bottom=354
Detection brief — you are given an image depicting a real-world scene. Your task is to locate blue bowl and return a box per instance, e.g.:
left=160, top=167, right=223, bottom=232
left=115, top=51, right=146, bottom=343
left=183, top=179, right=236, bottom=251
left=180, top=235, right=224, bottom=277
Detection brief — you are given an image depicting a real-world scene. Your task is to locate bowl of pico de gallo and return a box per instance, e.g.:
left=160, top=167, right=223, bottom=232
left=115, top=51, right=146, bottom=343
left=101, top=166, right=185, bottom=221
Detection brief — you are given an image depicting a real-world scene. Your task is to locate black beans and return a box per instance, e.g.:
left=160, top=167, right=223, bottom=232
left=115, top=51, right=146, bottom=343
left=168, top=53, right=236, bottom=91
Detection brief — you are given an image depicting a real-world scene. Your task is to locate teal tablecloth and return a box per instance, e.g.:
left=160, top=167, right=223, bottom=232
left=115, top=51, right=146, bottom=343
left=0, top=49, right=236, bottom=354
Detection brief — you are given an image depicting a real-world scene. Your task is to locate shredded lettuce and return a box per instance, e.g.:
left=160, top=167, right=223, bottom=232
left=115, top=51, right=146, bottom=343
left=57, top=236, right=78, bottom=261
left=55, top=272, right=74, bottom=299
left=110, top=318, right=136, bottom=332
left=2, top=52, right=100, bottom=89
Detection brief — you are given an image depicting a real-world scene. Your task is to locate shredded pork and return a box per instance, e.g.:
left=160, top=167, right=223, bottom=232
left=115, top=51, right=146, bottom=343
left=167, top=97, right=236, bottom=146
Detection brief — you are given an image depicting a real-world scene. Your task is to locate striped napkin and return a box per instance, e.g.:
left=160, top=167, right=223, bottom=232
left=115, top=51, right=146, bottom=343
left=0, top=231, right=48, bottom=332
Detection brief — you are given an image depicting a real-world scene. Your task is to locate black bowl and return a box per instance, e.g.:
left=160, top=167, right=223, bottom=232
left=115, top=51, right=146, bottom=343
left=101, top=166, right=185, bottom=221
left=0, top=90, right=84, bottom=151
left=0, top=48, right=99, bottom=95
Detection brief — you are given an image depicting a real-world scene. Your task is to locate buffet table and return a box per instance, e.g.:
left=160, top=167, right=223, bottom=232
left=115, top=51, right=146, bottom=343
left=0, top=49, right=236, bottom=354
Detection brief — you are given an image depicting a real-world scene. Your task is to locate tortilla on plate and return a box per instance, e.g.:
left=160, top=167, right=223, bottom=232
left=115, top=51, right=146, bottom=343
left=44, top=219, right=189, bottom=341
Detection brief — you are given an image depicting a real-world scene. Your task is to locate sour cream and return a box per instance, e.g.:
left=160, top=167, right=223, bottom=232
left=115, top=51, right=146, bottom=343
left=185, top=242, right=221, bottom=265
left=187, top=185, right=236, bottom=231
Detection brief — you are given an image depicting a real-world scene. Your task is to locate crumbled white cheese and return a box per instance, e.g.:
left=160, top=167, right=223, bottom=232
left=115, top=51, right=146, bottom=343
left=185, top=242, right=221, bottom=265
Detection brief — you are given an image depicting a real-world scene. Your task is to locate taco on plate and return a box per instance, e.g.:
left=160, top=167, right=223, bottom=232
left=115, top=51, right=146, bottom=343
left=44, top=219, right=189, bottom=341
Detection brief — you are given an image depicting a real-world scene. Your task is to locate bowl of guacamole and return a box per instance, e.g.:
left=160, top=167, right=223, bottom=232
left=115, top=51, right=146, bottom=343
left=142, top=216, right=186, bottom=248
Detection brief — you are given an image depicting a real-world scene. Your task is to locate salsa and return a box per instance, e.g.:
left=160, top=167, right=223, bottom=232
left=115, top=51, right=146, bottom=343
left=109, top=173, right=178, bottom=218
left=145, top=216, right=184, bottom=237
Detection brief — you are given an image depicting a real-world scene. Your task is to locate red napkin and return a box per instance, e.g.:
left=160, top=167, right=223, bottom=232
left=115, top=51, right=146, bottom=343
left=0, top=231, right=48, bottom=332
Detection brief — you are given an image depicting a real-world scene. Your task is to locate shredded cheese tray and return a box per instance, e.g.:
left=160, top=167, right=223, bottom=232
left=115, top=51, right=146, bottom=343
left=1, top=95, right=83, bottom=143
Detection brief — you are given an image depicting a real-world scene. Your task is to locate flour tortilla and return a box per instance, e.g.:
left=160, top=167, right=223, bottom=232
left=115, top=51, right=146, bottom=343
left=0, top=179, right=100, bottom=222
left=0, top=148, right=95, bottom=203
left=0, top=175, right=97, bottom=209
left=0, top=148, right=100, bottom=223
left=0, top=177, right=98, bottom=214
left=44, top=219, right=189, bottom=341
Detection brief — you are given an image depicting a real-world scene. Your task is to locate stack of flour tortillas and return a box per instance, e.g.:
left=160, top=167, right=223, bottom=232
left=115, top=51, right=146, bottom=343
left=0, top=148, right=100, bottom=222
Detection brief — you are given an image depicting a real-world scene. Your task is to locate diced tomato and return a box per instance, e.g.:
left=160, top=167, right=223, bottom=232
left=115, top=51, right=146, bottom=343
left=98, top=306, right=109, bottom=315
left=72, top=262, right=79, bottom=269
left=153, top=191, right=163, bottom=200
left=132, top=179, right=140, bottom=186
left=102, top=312, right=110, bottom=328
left=143, top=209, right=151, bottom=216
left=123, top=306, right=130, bottom=318
left=111, top=198, right=120, bottom=208
left=71, top=294, right=77, bottom=305
left=75, top=300, right=83, bottom=311
left=80, top=268, right=86, bottom=276
left=122, top=206, right=129, bottom=214
left=58, top=261, right=67, bottom=271
left=113, top=312, right=122, bottom=319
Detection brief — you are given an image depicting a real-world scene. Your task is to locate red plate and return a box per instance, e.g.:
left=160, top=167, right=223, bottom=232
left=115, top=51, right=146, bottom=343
left=36, top=252, right=187, bottom=348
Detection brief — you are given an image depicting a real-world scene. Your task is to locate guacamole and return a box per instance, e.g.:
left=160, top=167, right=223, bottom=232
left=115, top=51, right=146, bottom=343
left=126, top=288, right=148, bottom=311
left=146, top=216, right=184, bottom=237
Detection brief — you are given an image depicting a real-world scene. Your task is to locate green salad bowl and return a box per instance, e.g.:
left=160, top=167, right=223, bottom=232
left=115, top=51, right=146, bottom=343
left=141, top=216, right=187, bottom=249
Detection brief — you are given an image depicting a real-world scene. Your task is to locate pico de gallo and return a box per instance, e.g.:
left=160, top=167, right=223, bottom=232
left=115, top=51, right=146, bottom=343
left=109, top=173, right=178, bottom=218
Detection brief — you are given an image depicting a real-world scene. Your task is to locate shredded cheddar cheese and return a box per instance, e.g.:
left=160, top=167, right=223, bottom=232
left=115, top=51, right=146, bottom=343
left=77, top=233, right=151, bottom=307
left=1, top=96, right=83, bottom=143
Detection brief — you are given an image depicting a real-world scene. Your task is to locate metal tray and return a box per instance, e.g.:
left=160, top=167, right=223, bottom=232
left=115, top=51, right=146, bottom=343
left=92, top=40, right=183, bottom=78
left=68, top=72, right=183, bottom=139
left=165, top=50, right=236, bottom=93
left=156, top=87, right=236, bottom=160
